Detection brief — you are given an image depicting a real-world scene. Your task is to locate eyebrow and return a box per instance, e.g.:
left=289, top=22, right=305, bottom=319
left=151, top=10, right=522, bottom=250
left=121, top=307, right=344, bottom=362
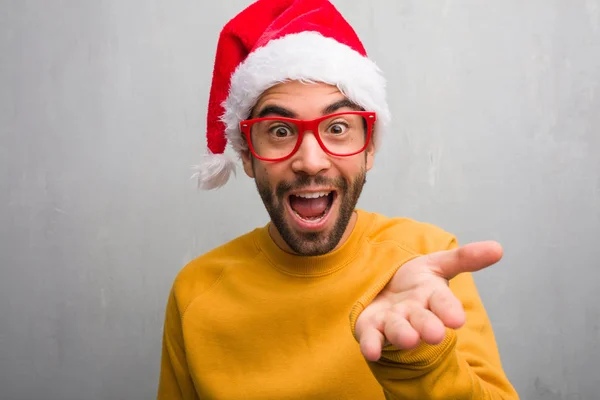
left=321, top=99, right=364, bottom=114
left=254, top=98, right=364, bottom=119
left=256, top=105, right=297, bottom=119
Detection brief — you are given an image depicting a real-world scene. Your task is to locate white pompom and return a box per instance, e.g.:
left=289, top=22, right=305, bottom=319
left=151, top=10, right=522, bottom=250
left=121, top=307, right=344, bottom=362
left=191, top=152, right=237, bottom=190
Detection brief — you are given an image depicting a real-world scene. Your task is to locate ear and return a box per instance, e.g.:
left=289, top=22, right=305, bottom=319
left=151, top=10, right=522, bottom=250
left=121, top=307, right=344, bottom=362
left=365, top=139, right=375, bottom=171
left=241, top=149, right=255, bottom=178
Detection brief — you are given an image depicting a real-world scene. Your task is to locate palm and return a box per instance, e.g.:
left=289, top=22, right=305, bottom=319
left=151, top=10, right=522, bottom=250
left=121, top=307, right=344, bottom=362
left=355, top=241, right=504, bottom=362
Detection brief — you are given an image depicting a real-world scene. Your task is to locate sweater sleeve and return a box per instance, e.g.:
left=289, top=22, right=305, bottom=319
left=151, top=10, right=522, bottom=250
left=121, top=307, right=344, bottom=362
left=351, top=238, right=519, bottom=399
left=157, top=289, right=199, bottom=400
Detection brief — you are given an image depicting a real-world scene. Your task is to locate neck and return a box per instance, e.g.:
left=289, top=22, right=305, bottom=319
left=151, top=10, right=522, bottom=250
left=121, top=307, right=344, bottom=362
left=268, top=211, right=358, bottom=255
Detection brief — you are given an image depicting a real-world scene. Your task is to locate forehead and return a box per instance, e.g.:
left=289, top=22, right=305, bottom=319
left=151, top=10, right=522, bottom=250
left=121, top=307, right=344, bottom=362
left=254, top=81, right=347, bottom=115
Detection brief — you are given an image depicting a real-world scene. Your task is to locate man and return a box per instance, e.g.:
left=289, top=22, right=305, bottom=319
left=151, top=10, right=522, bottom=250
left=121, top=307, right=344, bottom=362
left=158, top=0, right=519, bottom=398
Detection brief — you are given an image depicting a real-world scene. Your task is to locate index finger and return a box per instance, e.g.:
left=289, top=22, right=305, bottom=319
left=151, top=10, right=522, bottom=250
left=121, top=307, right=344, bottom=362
left=426, top=241, right=504, bottom=280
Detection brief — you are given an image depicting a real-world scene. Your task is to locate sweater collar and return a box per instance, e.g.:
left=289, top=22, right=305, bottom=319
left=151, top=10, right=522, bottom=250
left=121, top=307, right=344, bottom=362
left=255, top=209, right=373, bottom=277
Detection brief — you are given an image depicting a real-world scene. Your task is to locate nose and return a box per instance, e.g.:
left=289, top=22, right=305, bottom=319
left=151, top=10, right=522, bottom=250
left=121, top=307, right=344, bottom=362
left=290, top=131, right=331, bottom=176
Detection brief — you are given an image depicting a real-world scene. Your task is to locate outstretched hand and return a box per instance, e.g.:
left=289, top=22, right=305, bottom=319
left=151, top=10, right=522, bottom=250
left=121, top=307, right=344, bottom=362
left=354, top=241, right=504, bottom=362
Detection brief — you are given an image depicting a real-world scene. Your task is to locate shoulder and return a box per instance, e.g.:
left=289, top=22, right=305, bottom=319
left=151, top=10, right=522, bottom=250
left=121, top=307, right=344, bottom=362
left=170, top=227, right=262, bottom=314
left=359, top=209, right=457, bottom=255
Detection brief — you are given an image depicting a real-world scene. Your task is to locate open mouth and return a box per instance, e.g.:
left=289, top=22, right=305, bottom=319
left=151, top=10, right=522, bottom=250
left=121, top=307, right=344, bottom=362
left=288, top=190, right=336, bottom=223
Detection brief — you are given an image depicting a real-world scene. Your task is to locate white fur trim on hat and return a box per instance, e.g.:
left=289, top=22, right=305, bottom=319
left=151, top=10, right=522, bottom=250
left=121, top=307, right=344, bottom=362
left=222, top=31, right=391, bottom=156
left=191, top=151, right=237, bottom=190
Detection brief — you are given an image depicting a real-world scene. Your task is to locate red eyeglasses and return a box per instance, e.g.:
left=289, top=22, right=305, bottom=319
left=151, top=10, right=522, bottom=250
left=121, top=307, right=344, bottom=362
left=239, top=111, right=376, bottom=162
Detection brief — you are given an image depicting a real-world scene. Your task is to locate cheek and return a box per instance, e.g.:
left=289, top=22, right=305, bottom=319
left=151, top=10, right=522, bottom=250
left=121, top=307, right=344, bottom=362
left=335, top=157, right=366, bottom=179
left=254, top=162, right=286, bottom=187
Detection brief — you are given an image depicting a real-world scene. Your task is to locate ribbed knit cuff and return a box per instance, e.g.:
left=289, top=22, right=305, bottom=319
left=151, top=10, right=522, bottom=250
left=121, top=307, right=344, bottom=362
left=378, top=329, right=456, bottom=368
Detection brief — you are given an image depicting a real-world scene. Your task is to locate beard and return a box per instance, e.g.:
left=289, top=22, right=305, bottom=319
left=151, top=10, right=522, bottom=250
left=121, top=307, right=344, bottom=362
left=254, top=168, right=367, bottom=256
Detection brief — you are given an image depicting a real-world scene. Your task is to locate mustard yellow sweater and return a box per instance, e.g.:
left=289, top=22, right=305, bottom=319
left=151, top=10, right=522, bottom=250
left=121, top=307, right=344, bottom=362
left=158, top=210, right=519, bottom=399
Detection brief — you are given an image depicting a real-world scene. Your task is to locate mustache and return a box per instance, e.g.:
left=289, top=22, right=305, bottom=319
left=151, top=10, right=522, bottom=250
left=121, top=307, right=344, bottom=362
left=275, top=175, right=348, bottom=199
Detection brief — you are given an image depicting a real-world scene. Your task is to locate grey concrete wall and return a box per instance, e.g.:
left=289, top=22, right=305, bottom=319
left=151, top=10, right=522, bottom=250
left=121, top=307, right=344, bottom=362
left=1, top=0, right=598, bottom=399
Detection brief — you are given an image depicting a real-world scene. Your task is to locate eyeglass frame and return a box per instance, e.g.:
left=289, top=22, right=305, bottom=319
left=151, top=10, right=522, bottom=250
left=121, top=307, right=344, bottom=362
left=239, top=111, right=377, bottom=162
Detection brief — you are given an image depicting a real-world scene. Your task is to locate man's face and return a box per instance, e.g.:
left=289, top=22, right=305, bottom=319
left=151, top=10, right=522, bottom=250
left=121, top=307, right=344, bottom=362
left=241, top=81, right=375, bottom=256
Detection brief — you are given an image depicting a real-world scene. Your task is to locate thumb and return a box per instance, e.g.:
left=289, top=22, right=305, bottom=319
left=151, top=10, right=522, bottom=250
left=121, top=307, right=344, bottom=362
left=426, top=241, right=504, bottom=280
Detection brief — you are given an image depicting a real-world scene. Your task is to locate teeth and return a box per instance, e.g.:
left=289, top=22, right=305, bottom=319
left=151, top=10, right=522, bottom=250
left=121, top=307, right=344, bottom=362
left=294, top=191, right=331, bottom=199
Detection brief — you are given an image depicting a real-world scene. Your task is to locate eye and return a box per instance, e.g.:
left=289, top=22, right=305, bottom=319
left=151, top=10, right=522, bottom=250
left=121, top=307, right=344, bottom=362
left=270, top=125, right=293, bottom=138
left=328, top=122, right=348, bottom=135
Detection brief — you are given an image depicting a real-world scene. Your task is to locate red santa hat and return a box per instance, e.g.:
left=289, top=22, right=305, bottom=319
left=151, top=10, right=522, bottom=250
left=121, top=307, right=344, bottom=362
left=193, top=0, right=391, bottom=189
